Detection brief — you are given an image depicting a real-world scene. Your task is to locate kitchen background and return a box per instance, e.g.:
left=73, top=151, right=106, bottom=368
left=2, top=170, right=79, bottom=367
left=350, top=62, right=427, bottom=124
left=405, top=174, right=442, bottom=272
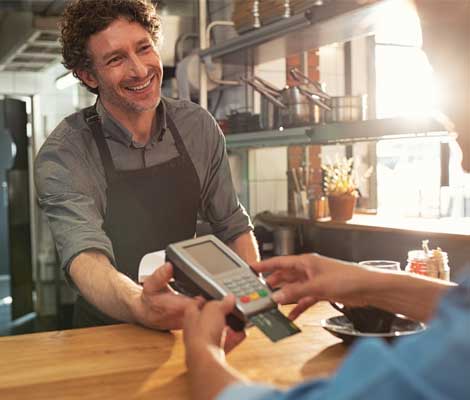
left=1, top=0, right=469, bottom=335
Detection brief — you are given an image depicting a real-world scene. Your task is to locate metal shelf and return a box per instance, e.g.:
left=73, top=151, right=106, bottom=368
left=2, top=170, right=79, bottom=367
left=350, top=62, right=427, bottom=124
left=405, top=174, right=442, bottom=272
left=200, top=0, right=417, bottom=66
left=225, top=116, right=451, bottom=149
left=306, top=116, right=451, bottom=144
left=226, top=127, right=311, bottom=149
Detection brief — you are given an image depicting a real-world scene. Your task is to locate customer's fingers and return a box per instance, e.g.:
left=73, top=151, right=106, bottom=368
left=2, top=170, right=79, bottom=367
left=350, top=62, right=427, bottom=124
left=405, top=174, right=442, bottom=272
left=271, top=282, right=314, bottom=305
left=252, top=255, right=300, bottom=273
left=219, top=294, right=236, bottom=315
left=266, top=268, right=303, bottom=287
left=288, top=296, right=317, bottom=320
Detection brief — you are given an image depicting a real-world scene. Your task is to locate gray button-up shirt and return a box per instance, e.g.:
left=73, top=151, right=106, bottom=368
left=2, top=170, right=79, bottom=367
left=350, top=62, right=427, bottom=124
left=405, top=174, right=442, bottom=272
left=35, top=97, right=252, bottom=273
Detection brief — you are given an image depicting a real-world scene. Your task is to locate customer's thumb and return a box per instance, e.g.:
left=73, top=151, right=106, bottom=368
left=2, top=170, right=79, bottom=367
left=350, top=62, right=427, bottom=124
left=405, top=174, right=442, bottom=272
left=220, top=294, right=236, bottom=315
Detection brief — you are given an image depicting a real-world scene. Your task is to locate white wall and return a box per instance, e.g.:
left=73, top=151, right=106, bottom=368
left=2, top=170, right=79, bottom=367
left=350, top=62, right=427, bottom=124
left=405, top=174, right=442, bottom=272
left=0, top=64, right=80, bottom=152
left=248, top=147, right=288, bottom=216
left=247, top=58, right=288, bottom=216
left=318, top=43, right=345, bottom=97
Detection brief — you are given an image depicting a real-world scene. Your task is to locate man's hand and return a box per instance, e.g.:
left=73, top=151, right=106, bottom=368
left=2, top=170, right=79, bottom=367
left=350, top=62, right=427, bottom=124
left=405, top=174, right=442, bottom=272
left=133, top=263, right=205, bottom=330
left=183, top=295, right=246, bottom=369
left=252, top=254, right=370, bottom=320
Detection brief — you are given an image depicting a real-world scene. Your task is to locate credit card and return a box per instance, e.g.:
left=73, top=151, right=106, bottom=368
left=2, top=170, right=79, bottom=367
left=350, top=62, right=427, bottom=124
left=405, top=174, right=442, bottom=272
left=249, top=308, right=301, bottom=342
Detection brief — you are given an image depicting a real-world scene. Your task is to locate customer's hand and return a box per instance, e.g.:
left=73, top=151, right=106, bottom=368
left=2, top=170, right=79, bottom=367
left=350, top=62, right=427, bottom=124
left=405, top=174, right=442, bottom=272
left=252, top=254, right=370, bottom=320
left=183, top=295, right=246, bottom=369
left=134, top=263, right=205, bottom=330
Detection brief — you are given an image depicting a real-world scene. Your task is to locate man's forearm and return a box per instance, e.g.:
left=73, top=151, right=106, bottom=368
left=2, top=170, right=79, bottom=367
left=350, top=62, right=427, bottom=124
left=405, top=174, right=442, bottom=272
left=69, top=251, right=141, bottom=323
left=228, top=231, right=260, bottom=264
left=364, top=270, right=455, bottom=321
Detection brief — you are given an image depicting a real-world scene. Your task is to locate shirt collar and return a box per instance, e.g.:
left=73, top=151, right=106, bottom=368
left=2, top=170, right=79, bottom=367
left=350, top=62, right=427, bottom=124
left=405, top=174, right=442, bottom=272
left=95, top=98, right=167, bottom=148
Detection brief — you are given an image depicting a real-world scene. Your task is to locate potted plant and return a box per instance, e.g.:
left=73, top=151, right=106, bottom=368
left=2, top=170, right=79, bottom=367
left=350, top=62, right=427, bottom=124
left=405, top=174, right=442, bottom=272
left=321, top=157, right=371, bottom=222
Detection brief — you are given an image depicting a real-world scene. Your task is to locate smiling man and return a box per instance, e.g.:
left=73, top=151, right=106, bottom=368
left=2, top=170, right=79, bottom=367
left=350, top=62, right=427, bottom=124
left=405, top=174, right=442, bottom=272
left=35, top=0, right=258, bottom=329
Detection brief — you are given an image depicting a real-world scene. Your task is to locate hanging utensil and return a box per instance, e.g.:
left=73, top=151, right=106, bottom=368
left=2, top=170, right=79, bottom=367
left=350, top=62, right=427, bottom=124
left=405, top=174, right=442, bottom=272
left=289, top=67, right=331, bottom=100
left=253, top=76, right=284, bottom=96
left=252, top=0, right=261, bottom=28
left=291, top=168, right=301, bottom=193
left=241, top=76, right=286, bottom=109
left=290, top=168, right=305, bottom=217
left=241, top=76, right=285, bottom=130
left=243, top=75, right=330, bottom=128
left=297, top=86, right=332, bottom=111
left=283, top=0, right=291, bottom=18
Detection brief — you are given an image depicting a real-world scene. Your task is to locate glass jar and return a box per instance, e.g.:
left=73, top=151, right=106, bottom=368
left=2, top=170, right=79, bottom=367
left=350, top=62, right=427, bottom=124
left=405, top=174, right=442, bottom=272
left=405, top=249, right=450, bottom=281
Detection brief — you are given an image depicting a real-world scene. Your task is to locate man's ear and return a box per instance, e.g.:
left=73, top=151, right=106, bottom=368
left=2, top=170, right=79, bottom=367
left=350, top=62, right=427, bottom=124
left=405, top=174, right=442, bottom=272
left=75, top=69, right=98, bottom=89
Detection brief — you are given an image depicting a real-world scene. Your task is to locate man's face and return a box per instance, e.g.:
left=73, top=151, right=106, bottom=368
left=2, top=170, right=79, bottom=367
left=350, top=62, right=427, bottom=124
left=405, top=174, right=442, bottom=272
left=80, top=18, right=163, bottom=116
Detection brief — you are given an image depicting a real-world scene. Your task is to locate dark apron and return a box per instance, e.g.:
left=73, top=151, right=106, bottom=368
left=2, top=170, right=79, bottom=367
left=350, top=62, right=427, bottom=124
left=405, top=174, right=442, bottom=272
left=74, top=105, right=200, bottom=328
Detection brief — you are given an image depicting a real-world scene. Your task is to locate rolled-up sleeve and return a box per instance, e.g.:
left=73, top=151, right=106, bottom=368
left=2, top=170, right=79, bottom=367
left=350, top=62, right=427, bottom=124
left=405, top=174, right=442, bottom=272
left=198, top=112, right=253, bottom=243
left=35, top=130, right=114, bottom=273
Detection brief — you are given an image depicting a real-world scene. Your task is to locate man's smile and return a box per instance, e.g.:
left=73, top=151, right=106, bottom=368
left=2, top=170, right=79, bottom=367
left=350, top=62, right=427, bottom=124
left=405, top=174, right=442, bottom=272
left=125, top=74, right=155, bottom=92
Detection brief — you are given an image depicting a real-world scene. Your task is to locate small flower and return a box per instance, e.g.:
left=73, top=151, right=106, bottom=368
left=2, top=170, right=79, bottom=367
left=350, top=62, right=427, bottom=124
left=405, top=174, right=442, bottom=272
left=321, top=157, right=372, bottom=197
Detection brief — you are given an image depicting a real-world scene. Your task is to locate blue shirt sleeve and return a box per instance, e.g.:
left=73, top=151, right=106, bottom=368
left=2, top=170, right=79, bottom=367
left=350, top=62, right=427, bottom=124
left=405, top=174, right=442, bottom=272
left=217, top=275, right=470, bottom=400
left=217, top=380, right=329, bottom=400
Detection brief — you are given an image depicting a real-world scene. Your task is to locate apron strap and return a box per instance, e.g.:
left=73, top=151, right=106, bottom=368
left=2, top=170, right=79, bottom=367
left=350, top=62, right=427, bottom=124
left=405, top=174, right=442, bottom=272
left=84, top=103, right=192, bottom=180
left=165, top=113, right=192, bottom=159
left=83, top=105, right=116, bottom=182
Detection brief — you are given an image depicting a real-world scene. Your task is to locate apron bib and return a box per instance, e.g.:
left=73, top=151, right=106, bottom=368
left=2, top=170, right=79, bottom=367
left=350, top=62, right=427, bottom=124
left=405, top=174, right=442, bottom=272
left=74, top=104, right=200, bottom=327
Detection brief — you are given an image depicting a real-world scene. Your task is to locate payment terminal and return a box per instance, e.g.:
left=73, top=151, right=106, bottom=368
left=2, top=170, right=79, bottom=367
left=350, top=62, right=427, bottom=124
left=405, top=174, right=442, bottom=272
left=166, top=235, right=300, bottom=342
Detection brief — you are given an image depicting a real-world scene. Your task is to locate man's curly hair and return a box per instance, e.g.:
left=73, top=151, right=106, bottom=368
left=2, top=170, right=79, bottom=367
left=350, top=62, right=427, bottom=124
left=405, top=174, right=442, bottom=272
left=60, top=0, right=162, bottom=94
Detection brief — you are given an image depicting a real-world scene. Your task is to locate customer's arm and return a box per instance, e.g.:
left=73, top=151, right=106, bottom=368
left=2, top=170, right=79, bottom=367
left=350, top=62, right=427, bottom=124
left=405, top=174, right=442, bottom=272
left=357, top=267, right=453, bottom=321
left=253, top=254, right=455, bottom=321
left=183, top=295, right=247, bottom=400
left=183, top=273, right=469, bottom=400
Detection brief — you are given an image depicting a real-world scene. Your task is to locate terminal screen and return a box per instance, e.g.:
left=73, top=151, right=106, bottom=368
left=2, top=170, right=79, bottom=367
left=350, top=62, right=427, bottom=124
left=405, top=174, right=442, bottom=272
left=184, top=241, right=240, bottom=274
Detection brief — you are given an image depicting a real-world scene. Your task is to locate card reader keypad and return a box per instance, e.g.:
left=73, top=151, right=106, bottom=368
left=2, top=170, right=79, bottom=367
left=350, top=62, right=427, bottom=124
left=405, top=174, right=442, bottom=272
left=222, top=272, right=269, bottom=303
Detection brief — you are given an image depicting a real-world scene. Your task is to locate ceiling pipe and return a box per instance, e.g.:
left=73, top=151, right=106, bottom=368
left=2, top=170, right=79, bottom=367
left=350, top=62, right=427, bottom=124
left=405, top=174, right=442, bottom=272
left=204, top=21, right=239, bottom=86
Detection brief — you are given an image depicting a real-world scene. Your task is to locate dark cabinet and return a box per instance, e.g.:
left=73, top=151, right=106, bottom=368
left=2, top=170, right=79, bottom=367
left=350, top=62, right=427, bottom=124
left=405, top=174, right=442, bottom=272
left=0, top=98, right=33, bottom=322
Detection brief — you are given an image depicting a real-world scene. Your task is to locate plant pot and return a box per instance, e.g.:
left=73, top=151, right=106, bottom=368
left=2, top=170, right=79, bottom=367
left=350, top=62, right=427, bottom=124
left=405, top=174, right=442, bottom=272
left=327, top=194, right=357, bottom=221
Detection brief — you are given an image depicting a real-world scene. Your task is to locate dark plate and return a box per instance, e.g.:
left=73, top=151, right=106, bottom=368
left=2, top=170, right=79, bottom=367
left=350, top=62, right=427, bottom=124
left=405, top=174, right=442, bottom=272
left=321, top=315, right=426, bottom=345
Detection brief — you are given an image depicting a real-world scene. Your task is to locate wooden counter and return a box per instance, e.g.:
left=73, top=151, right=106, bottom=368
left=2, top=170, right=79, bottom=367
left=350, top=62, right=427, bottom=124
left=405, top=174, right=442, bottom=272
left=314, top=214, right=470, bottom=241
left=256, top=211, right=470, bottom=241
left=0, top=303, right=346, bottom=400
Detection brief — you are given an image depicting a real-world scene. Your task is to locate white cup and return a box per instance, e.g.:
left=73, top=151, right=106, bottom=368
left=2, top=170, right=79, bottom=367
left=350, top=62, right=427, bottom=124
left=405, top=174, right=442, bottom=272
left=358, top=260, right=400, bottom=271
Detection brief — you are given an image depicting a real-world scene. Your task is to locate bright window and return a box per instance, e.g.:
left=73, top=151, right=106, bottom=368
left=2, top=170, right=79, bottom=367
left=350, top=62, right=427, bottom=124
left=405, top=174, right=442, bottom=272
left=375, top=41, right=442, bottom=218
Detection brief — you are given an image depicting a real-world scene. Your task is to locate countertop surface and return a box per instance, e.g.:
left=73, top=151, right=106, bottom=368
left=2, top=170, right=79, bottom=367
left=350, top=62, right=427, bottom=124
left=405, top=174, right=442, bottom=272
left=0, top=303, right=346, bottom=400
left=315, top=214, right=470, bottom=239
left=257, top=211, right=470, bottom=239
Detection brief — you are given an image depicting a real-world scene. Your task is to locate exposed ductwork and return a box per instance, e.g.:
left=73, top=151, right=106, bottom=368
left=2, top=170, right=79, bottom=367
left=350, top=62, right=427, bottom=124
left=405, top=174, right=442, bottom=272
left=0, top=8, right=196, bottom=72
left=0, top=11, right=61, bottom=73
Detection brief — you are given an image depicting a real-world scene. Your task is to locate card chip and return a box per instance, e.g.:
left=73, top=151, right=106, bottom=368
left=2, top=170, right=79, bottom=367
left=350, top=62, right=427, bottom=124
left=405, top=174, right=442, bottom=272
left=250, top=308, right=301, bottom=342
